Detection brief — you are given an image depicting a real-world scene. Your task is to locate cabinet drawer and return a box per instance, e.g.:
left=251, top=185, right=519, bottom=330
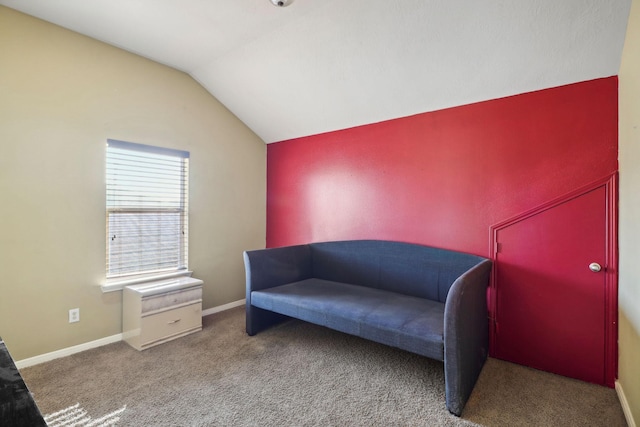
left=141, top=287, right=202, bottom=313
left=140, top=303, right=202, bottom=347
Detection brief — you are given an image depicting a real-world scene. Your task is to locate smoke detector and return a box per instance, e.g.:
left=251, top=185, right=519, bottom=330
left=270, top=0, right=293, bottom=7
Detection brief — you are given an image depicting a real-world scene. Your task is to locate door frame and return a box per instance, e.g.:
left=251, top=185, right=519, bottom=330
left=488, top=173, right=618, bottom=387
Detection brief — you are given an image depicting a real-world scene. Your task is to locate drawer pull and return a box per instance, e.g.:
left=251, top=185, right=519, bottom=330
left=167, top=319, right=181, bottom=324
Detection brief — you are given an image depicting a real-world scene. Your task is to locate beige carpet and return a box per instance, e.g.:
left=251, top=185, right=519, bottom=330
left=21, top=307, right=626, bottom=426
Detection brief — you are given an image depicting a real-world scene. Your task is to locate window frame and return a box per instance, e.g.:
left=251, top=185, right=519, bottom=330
left=102, top=139, right=191, bottom=292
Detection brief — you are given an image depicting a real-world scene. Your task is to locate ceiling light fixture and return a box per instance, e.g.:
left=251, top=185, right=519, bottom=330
left=270, top=0, right=293, bottom=7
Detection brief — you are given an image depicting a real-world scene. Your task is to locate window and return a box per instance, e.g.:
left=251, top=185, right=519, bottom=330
left=106, top=139, right=189, bottom=281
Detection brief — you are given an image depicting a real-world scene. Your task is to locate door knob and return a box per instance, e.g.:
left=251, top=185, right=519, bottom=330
left=589, top=263, right=602, bottom=272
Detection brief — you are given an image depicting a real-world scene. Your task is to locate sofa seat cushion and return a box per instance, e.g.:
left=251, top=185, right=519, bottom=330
left=250, top=278, right=445, bottom=360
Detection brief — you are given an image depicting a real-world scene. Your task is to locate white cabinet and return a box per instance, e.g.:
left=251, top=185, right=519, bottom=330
left=123, top=277, right=203, bottom=351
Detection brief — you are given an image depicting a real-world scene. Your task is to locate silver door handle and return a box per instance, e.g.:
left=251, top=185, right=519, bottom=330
left=589, top=263, right=602, bottom=272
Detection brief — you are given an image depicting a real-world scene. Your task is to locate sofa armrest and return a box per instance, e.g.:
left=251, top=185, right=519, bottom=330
left=443, top=259, right=492, bottom=416
left=244, top=245, right=313, bottom=335
left=244, top=245, right=313, bottom=292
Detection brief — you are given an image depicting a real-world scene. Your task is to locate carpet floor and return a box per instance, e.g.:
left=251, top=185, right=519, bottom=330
left=20, top=307, right=627, bottom=426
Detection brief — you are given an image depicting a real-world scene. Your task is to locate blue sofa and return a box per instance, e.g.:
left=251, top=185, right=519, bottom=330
left=243, top=240, right=492, bottom=416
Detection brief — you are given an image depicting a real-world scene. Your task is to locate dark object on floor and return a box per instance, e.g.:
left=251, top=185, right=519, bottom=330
left=0, top=338, right=46, bottom=426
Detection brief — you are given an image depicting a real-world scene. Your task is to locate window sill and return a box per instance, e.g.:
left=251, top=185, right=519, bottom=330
left=100, top=270, right=194, bottom=293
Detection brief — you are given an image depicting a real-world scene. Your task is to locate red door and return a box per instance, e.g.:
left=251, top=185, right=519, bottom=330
left=492, top=184, right=614, bottom=386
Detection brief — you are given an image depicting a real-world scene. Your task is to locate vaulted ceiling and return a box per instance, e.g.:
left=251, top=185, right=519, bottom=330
left=0, top=0, right=631, bottom=143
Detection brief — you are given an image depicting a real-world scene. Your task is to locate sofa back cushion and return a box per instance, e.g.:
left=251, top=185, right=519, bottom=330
left=310, top=240, right=484, bottom=303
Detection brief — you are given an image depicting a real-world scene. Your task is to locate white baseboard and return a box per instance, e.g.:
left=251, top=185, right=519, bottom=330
left=15, top=298, right=246, bottom=370
left=15, top=334, right=123, bottom=370
left=202, top=298, right=245, bottom=316
left=616, top=380, right=637, bottom=427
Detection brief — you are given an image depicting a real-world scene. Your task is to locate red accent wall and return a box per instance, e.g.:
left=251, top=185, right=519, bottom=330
left=267, top=78, right=618, bottom=256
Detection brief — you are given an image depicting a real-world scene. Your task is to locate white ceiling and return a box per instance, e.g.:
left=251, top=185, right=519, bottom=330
left=0, top=0, right=632, bottom=143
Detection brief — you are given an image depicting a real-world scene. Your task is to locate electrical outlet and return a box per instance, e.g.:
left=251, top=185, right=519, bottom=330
left=69, top=308, right=80, bottom=323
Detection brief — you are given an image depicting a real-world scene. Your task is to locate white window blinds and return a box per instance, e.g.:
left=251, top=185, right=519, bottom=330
left=106, top=139, right=189, bottom=279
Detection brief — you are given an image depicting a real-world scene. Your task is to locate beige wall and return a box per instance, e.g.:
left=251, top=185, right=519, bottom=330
left=619, top=0, right=640, bottom=424
left=0, top=7, right=266, bottom=360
